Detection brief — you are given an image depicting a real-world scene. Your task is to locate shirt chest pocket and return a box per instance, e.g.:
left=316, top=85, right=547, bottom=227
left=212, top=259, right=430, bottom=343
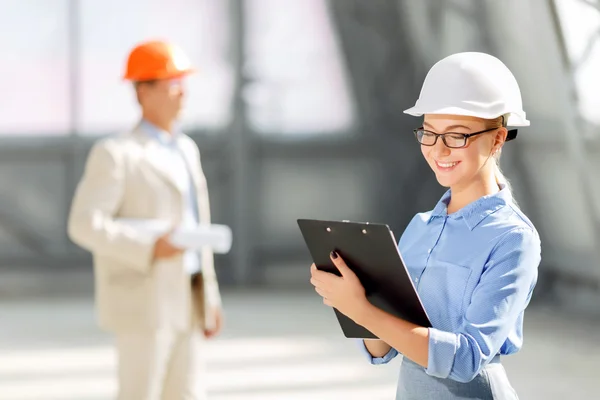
left=420, top=260, right=473, bottom=329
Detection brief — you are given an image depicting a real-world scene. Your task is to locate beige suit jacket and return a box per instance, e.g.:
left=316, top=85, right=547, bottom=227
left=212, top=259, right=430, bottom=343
left=68, top=124, right=221, bottom=334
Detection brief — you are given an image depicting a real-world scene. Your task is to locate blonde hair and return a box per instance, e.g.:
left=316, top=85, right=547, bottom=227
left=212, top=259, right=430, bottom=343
left=487, top=114, right=517, bottom=203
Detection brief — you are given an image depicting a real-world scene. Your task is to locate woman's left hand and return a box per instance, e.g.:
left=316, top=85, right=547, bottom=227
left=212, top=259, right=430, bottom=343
left=310, top=251, right=370, bottom=323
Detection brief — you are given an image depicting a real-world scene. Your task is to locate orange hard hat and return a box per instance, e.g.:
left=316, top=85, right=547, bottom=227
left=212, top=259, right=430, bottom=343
left=123, top=40, right=195, bottom=81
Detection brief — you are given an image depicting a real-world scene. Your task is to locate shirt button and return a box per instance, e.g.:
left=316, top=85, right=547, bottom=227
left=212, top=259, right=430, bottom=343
left=427, top=248, right=432, bottom=254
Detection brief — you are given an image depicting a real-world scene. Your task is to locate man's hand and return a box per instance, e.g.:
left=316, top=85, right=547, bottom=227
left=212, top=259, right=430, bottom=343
left=152, top=231, right=183, bottom=260
left=204, top=307, right=224, bottom=339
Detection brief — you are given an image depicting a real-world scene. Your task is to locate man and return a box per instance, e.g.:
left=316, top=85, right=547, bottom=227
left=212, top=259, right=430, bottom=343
left=68, top=40, right=223, bottom=400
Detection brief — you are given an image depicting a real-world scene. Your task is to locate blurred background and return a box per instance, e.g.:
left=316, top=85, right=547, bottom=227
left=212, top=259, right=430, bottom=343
left=0, top=0, right=599, bottom=399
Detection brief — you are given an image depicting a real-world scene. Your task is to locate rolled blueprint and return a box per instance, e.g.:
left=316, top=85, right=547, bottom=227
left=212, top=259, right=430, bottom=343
left=116, top=219, right=233, bottom=254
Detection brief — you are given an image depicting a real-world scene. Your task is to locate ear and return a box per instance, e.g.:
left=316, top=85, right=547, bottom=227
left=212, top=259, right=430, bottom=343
left=134, top=83, right=150, bottom=105
left=493, top=127, right=508, bottom=153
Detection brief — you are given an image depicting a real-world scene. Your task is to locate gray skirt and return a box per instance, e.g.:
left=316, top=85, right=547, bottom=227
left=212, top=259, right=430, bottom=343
left=396, top=356, right=519, bottom=400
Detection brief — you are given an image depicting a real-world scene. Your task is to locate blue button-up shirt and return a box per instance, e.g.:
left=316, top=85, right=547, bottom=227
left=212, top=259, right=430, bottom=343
left=141, top=120, right=201, bottom=274
left=359, top=184, right=541, bottom=383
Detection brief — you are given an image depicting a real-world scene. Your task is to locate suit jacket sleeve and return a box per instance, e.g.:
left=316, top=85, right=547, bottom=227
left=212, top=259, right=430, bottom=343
left=67, top=139, right=156, bottom=272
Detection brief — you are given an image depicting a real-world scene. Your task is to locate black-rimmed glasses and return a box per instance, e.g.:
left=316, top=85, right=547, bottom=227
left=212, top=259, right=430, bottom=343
left=413, top=127, right=499, bottom=149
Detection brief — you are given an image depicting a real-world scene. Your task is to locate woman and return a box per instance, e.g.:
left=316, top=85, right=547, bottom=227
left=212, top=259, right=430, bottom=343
left=310, top=52, right=541, bottom=399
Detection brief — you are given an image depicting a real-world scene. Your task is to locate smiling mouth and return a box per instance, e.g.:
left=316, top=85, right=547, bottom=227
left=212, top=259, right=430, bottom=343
left=435, top=160, right=460, bottom=170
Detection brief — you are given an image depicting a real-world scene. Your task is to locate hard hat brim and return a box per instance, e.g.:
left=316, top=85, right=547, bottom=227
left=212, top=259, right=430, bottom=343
left=123, top=67, right=196, bottom=82
left=403, top=106, right=530, bottom=127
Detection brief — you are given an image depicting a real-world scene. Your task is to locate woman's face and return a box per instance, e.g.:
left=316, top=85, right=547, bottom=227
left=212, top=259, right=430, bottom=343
left=420, top=114, right=503, bottom=189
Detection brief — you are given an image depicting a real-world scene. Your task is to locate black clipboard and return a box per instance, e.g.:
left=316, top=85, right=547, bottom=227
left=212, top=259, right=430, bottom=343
left=298, top=218, right=431, bottom=339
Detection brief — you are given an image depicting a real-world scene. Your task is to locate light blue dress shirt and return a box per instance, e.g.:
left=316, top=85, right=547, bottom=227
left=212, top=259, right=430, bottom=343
left=141, top=120, right=201, bottom=274
left=359, top=184, right=541, bottom=384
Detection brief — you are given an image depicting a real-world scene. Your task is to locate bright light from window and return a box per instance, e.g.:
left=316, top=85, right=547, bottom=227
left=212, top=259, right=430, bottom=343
left=244, top=0, right=355, bottom=135
left=77, top=0, right=234, bottom=134
left=555, top=0, right=600, bottom=126
left=0, top=0, right=70, bottom=135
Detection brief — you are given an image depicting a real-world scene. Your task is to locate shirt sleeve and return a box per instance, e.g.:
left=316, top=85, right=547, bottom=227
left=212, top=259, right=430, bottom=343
left=425, top=227, right=541, bottom=382
left=356, top=339, right=399, bottom=365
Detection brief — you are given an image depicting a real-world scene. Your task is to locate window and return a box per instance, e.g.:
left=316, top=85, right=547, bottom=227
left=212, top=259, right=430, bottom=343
left=77, top=0, right=234, bottom=134
left=244, top=0, right=355, bottom=135
left=555, top=0, right=600, bottom=126
left=0, top=0, right=70, bottom=135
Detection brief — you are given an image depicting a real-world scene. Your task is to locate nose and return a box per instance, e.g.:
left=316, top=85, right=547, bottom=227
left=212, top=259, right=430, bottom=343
left=177, top=83, right=186, bottom=97
left=169, top=79, right=185, bottom=97
left=431, top=136, right=451, bottom=158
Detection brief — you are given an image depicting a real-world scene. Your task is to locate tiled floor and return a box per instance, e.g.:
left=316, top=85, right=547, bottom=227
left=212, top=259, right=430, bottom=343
left=0, top=288, right=598, bottom=399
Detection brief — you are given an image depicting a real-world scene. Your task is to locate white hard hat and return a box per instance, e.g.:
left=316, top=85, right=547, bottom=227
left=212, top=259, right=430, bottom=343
left=404, top=52, right=529, bottom=140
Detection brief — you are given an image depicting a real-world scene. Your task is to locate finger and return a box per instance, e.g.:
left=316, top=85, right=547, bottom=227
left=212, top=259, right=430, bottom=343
left=166, top=246, right=179, bottom=255
left=310, top=277, right=333, bottom=294
left=312, top=267, right=341, bottom=284
left=310, top=264, right=329, bottom=280
left=310, top=266, right=322, bottom=278
left=330, top=251, right=354, bottom=278
left=309, top=277, right=321, bottom=288
left=311, top=263, right=329, bottom=277
left=323, top=298, right=334, bottom=307
left=315, top=286, right=330, bottom=298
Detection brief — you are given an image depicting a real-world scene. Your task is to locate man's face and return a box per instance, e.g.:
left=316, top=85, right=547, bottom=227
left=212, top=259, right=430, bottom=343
left=137, top=78, right=186, bottom=122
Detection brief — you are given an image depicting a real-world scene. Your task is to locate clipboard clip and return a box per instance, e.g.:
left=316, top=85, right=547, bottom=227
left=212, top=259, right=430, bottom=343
left=340, top=220, right=370, bottom=234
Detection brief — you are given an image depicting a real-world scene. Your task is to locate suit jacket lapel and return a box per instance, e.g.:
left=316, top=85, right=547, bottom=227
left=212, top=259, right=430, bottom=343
left=132, top=126, right=187, bottom=195
left=176, top=138, right=203, bottom=189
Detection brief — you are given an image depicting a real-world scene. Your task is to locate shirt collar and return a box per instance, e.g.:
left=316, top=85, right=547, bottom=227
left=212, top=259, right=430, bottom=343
left=428, top=184, right=511, bottom=230
left=140, top=119, right=180, bottom=146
